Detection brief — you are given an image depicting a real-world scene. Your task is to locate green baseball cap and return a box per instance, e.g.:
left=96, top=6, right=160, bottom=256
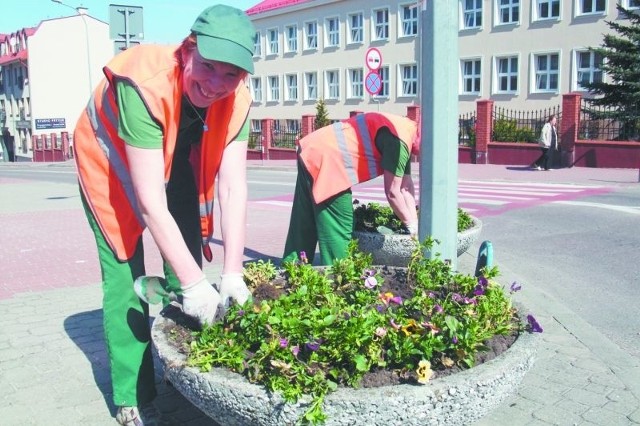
left=191, top=4, right=256, bottom=74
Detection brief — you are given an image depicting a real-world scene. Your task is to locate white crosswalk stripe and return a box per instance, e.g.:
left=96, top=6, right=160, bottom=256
left=252, top=180, right=608, bottom=216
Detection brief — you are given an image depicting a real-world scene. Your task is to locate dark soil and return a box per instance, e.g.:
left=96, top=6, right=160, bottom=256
left=161, top=266, right=518, bottom=388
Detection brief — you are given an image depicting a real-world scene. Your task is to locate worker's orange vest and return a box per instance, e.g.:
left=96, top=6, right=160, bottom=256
left=74, top=44, right=251, bottom=261
left=299, top=112, right=417, bottom=204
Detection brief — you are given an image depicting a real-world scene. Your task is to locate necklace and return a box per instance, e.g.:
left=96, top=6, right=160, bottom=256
left=185, top=96, right=208, bottom=132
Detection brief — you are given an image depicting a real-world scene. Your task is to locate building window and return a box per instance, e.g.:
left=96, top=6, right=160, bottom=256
left=267, top=28, right=279, bottom=55
left=374, top=66, right=390, bottom=98
left=576, top=50, right=603, bottom=90
left=268, top=75, right=280, bottom=102
left=462, top=0, right=482, bottom=29
left=497, top=0, right=519, bottom=25
left=626, top=0, right=640, bottom=9
left=461, top=59, right=481, bottom=94
left=347, top=68, right=364, bottom=99
left=285, top=24, right=298, bottom=53
left=534, top=53, right=559, bottom=92
left=399, top=64, right=418, bottom=96
left=304, top=21, right=318, bottom=50
left=535, top=0, right=560, bottom=20
left=400, top=4, right=418, bottom=37
left=372, top=8, right=390, bottom=41
left=495, top=56, right=518, bottom=93
left=578, top=0, right=605, bottom=14
left=325, top=70, right=340, bottom=100
left=285, top=73, right=298, bottom=101
left=348, top=12, right=364, bottom=44
left=325, top=17, right=340, bottom=48
left=251, top=77, right=262, bottom=102
left=304, top=72, right=318, bottom=101
left=253, top=32, right=261, bottom=57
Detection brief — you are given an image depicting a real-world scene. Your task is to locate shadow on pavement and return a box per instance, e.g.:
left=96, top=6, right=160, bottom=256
left=63, top=309, right=116, bottom=416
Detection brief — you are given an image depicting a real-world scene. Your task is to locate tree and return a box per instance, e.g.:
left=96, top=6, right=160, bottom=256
left=582, top=4, right=640, bottom=140
left=313, top=98, right=330, bottom=130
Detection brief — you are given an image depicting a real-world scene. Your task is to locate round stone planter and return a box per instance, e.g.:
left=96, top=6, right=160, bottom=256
left=151, top=299, right=538, bottom=426
left=354, top=216, right=483, bottom=266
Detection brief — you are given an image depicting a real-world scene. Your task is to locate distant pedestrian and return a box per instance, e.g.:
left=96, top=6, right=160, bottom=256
left=532, top=114, right=558, bottom=171
left=282, top=112, right=420, bottom=265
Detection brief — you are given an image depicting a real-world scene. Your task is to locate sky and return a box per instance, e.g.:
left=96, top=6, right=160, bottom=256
left=0, top=0, right=259, bottom=44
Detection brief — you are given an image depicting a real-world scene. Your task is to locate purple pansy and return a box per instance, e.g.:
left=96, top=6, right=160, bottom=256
left=299, top=251, right=308, bottom=264
left=279, top=338, right=288, bottom=348
left=433, top=304, right=443, bottom=314
left=527, top=314, right=543, bottom=333
left=306, top=340, right=321, bottom=352
left=473, top=285, right=485, bottom=296
left=389, top=295, right=403, bottom=305
left=291, top=345, right=300, bottom=356
left=364, top=276, right=378, bottom=289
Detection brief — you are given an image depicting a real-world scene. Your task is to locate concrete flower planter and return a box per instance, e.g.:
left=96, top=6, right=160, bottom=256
left=353, top=216, right=483, bottom=266
left=151, top=299, right=538, bottom=426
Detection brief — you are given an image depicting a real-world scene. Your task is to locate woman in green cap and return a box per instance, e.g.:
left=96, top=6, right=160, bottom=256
left=73, top=5, right=256, bottom=425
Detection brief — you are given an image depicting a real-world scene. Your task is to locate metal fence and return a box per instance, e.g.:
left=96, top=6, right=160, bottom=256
left=458, top=112, right=476, bottom=146
left=492, top=106, right=561, bottom=143
left=271, top=119, right=302, bottom=149
left=579, top=100, right=640, bottom=141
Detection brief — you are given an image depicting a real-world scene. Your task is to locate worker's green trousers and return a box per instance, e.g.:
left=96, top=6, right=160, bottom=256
left=282, top=159, right=354, bottom=265
left=80, top=176, right=200, bottom=406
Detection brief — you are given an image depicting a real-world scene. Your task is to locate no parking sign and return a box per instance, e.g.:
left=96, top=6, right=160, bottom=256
left=365, top=47, right=383, bottom=95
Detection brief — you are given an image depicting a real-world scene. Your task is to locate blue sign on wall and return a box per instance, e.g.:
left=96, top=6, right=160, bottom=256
left=35, top=118, right=66, bottom=130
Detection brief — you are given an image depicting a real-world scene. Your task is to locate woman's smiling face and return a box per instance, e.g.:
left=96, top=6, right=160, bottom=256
left=182, top=48, right=247, bottom=108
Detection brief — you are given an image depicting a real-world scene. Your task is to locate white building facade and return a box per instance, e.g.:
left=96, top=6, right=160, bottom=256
left=246, top=0, right=639, bottom=120
left=0, top=10, right=113, bottom=161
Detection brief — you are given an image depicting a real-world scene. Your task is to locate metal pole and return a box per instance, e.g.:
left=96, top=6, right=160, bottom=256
left=418, top=0, right=459, bottom=267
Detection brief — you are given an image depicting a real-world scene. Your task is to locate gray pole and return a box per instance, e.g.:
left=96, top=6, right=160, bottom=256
left=418, top=0, right=459, bottom=267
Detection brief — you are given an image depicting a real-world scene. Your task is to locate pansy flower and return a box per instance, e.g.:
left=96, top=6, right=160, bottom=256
left=299, top=251, right=308, bottom=264
left=279, top=338, right=288, bottom=348
left=527, top=314, right=543, bottom=333
left=416, top=359, right=434, bottom=384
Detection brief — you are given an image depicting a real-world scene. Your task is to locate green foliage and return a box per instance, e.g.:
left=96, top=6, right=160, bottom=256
left=187, top=240, right=526, bottom=424
left=492, top=119, right=537, bottom=143
left=353, top=201, right=474, bottom=233
left=582, top=4, right=640, bottom=140
left=243, top=259, right=277, bottom=291
left=313, top=98, right=331, bottom=130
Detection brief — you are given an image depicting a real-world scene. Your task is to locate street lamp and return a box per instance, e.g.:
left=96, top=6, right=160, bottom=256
left=51, top=0, right=93, bottom=96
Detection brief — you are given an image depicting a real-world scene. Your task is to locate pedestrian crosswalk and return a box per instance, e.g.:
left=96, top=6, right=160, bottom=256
left=251, top=180, right=613, bottom=217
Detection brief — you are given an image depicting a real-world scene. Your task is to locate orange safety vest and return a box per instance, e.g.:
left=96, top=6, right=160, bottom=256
left=74, top=44, right=251, bottom=262
left=299, top=112, right=417, bottom=204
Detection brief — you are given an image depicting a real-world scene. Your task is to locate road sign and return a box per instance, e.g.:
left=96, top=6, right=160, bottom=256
left=365, top=71, right=382, bottom=95
left=109, top=4, right=144, bottom=41
left=365, top=47, right=382, bottom=71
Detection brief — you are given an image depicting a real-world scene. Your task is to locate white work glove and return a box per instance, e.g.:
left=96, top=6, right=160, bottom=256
left=404, top=221, right=418, bottom=237
left=217, top=273, right=252, bottom=308
left=181, top=276, right=223, bottom=326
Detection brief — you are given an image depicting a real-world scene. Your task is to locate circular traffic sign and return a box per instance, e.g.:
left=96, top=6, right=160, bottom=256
left=365, top=47, right=382, bottom=71
left=365, top=71, right=382, bottom=95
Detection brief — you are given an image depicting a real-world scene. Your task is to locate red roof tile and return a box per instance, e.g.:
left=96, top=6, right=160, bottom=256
left=246, top=0, right=312, bottom=16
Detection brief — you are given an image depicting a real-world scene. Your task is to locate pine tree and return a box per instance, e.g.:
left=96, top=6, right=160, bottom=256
left=582, top=5, right=640, bottom=139
left=313, top=98, right=330, bottom=131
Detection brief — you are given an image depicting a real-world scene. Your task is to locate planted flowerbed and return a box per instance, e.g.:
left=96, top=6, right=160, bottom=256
left=353, top=202, right=482, bottom=264
left=153, top=240, right=541, bottom=425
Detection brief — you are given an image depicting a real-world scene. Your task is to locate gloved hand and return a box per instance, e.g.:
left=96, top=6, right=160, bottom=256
left=181, top=276, right=223, bottom=326
left=404, top=221, right=418, bottom=238
left=217, top=273, right=252, bottom=308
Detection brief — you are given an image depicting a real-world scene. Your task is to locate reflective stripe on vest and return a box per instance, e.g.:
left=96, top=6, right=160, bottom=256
left=85, top=85, right=144, bottom=227
left=333, top=114, right=378, bottom=186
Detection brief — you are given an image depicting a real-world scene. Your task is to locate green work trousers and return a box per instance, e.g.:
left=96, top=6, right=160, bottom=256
left=79, top=155, right=201, bottom=406
left=282, top=159, right=354, bottom=265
